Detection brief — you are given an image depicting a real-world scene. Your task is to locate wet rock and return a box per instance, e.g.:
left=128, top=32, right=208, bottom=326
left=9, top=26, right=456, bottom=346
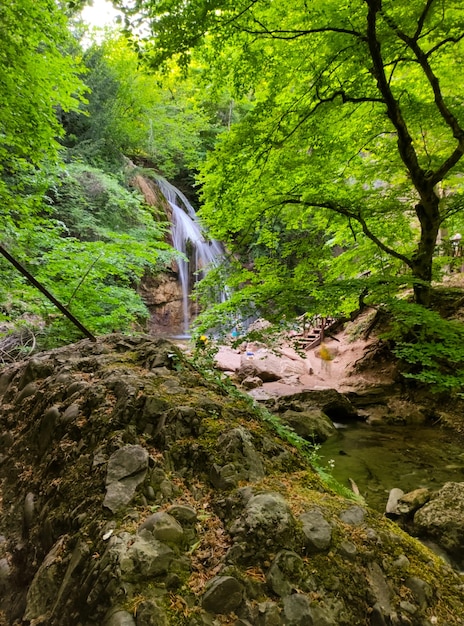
left=281, top=409, right=337, bottom=442
left=413, top=482, right=464, bottom=564
left=272, top=389, right=359, bottom=422
left=201, top=575, right=244, bottom=614
left=397, top=488, right=431, bottom=516
left=299, top=508, right=332, bottom=552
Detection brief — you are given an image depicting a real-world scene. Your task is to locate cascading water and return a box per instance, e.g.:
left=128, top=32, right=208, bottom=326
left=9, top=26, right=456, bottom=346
left=155, top=177, right=224, bottom=333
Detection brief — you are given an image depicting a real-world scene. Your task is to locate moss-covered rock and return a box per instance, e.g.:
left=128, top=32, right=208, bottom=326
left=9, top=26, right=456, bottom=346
left=0, top=334, right=463, bottom=625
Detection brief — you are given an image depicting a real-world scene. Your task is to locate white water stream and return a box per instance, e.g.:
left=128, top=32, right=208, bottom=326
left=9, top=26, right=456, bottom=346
left=155, top=177, right=224, bottom=332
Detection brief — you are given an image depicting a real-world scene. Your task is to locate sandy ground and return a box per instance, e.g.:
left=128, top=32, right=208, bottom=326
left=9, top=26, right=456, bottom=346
left=242, top=313, right=397, bottom=399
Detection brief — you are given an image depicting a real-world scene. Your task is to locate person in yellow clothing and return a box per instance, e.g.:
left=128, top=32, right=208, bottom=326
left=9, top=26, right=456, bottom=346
left=319, top=342, right=334, bottom=375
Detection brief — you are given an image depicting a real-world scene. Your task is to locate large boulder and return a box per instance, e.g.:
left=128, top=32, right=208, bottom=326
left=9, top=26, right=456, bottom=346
left=413, top=482, right=464, bottom=567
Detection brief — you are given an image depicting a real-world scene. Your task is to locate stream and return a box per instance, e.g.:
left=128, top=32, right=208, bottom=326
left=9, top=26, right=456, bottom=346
left=318, top=421, right=464, bottom=512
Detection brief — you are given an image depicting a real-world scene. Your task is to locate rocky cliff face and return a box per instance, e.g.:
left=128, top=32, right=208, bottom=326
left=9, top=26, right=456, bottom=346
left=0, top=334, right=463, bottom=626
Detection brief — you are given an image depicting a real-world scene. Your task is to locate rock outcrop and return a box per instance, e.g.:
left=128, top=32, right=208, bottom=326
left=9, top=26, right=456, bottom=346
left=0, top=334, right=463, bottom=625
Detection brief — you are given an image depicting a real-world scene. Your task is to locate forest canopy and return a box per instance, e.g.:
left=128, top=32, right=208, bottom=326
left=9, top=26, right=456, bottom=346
left=117, top=0, right=464, bottom=314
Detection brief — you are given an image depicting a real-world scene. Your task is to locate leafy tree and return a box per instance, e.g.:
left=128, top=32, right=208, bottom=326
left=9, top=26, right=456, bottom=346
left=62, top=35, right=211, bottom=178
left=0, top=0, right=86, bottom=233
left=121, top=0, right=464, bottom=313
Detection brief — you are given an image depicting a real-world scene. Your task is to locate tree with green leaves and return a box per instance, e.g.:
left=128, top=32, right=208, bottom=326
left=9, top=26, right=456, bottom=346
left=0, top=0, right=86, bottom=235
left=119, top=0, right=464, bottom=313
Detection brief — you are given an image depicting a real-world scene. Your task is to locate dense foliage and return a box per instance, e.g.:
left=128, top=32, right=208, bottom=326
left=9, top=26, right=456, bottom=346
left=124, top=0, right=464, bottom=309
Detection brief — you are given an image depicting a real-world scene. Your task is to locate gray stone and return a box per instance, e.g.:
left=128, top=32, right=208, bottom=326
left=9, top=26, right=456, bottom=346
left=104, top=610, right=136, bottom=626
left=104, top=445, right=149, bottom=513
left=404, top=577, right=432, bottom=610
left=256, top=601, right=282, bottom=626
left=366, top=562, right=392, bottom=617
left=413, top=482, right=464, bottom=563
left=138, top=511, right=184, bottom=545
left=299, top=508, right=332, bottom=551
left=282, top=409, right=337, bottom=443
left=266, top=550, right=306, bottom=597
left=339, top=505, right=366, bottom=526
left=217, top=427, right=265, bottom=483
left=106, top=445, right=149, bottom=484
left=282, top=594, right=312, bottom=625
left=23, top=537, right=66, bottom=621
left=339, top=540, right=357, bottom=558
left=23, top=492, right=35, bottom=530
left=120, top=530, right=174, bottom=578
left=61, top=402, right=80, bottom=424
left=201, top=576, right=243, bottom=614
left=167, top=504, right=197, bottom=524
left=38, top=406, right=60, bottom=453
left=135, top=599, right=169, bottom=626
left=17, top=382, right=38, bottom=402
left=0, top=557, right=10, bottom=590
left=230, top=492, right=294, bottom=549
left=104, top=474, right=148, bottom=514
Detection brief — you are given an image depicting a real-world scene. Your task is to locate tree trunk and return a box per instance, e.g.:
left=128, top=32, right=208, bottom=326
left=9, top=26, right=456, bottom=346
left=410, top=194, right=441, bottom=307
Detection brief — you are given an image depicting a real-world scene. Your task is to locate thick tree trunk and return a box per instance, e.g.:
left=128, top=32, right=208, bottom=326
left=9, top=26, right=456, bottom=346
left=410, top=195, right=441, bottom=307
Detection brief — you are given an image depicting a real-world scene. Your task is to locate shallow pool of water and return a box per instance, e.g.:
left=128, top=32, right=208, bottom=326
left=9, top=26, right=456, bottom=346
left=318, top=421, right=464, bottom=512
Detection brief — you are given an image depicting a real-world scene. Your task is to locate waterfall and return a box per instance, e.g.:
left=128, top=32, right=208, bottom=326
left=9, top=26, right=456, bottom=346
left=155, top=177, right=224, bottom=333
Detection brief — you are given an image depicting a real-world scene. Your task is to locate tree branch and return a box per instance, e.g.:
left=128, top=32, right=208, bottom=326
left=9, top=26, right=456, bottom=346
left=280, top=197, right=413, bottom=268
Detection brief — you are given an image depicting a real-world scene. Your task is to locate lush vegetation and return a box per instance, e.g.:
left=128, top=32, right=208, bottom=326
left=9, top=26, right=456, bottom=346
left=1, top=0, right=464, bottom=393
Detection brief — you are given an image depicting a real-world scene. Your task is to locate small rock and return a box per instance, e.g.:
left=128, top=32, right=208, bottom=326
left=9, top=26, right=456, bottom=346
left=61, top=403, right=80, bottom=424
left=300, top=508, right=332, bottom=552
left=339, top=540, right=357, bottom=558
left=385, top=488, right=404, bottom=516
left=397, top=488, right=430, bottom=515
left=201, top=576, right=243, bottom=614
left=106, top=445, right=149, bottom=484
left=104, top=609, right=136, bottom=626
left=167, top=504, right=198, bottom=524
left=138, top=511, right=184, bottom=545
left=339, top=505, right=366, bottom=526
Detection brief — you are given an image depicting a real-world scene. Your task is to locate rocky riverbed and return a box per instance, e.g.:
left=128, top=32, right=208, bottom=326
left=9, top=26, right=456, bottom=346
left=0, top=333, right=464, bottom=625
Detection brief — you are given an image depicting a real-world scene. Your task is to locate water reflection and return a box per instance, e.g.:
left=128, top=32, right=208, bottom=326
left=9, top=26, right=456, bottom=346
left=319, top=422, right=464, bottom=512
